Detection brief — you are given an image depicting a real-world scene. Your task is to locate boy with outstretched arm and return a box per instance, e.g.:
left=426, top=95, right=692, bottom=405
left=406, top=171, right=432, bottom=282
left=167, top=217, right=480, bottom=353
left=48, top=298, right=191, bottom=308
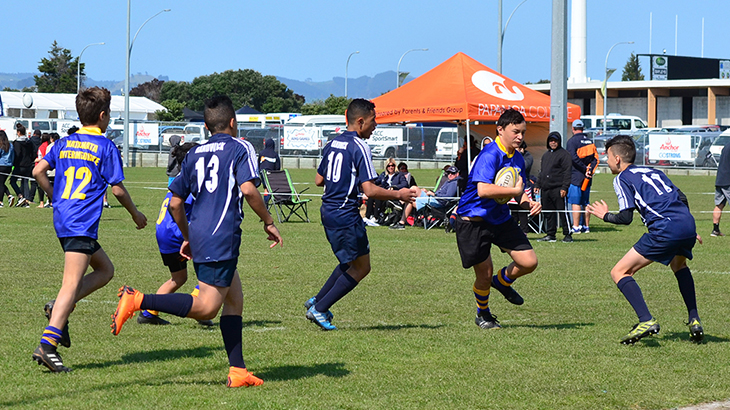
left=587, top=134, right=703, bottom=344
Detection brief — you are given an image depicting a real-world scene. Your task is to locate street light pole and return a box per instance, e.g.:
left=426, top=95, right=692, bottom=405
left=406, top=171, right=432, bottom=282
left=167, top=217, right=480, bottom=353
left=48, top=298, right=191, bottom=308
left=77, top=42, right=105, bottom=93
left=396, top=48, right=428, bottom=88
left=345, top=51, right=359, bottom=99
left=124, top=5, right=171, bottom=167
left=603, top=41, right=634, bottom=135
left=497, top=0, right=528, bottom=73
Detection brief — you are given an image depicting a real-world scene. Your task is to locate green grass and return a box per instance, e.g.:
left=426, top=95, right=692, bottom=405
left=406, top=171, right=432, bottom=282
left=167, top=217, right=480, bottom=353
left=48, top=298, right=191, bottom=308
left=2, top=168, right=730, bottom=410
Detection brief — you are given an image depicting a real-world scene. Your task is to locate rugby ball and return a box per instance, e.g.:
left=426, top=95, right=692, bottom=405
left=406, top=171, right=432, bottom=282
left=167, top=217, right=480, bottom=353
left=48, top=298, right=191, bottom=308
left=493, top=167, right=519, bottom=204
left=22, top=93, right=33, bottom=108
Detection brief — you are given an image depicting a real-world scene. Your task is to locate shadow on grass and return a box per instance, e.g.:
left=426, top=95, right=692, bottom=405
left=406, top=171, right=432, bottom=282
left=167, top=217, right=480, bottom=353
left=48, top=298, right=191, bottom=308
left=73, top=346, right=217, bottom=370
left=507, top=322, right=595, bottom=330
left=358, top=323, right=446, bottom=331
left=661, top=332, right=730, bottom=344
left=254, top=362, right=350, bottom=381
left=243, top=319, right=282, bottom=327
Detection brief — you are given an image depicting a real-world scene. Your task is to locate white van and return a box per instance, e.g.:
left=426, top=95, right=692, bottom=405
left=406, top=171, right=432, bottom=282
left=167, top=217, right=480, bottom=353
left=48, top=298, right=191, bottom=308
left=281, top=115, right=346, bottom=154
left=0, top=118, right=58, bottom=141
left=581, top=114, right=648, bottom=134
left=183, top=123, right=210, bottom=144
left=434, top=127, right=462, bottom=159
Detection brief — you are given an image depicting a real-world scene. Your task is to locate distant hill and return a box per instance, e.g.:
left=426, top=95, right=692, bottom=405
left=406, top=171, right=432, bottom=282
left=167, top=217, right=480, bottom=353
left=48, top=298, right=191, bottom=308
left=0, top=70, right=405, bottom=103
left=277, top=71, right=411, bottom=102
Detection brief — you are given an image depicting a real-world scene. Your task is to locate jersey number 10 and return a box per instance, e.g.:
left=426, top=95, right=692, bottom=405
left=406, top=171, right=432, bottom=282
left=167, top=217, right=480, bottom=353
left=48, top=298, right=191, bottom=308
left=326, top=151, right=343, bottom=183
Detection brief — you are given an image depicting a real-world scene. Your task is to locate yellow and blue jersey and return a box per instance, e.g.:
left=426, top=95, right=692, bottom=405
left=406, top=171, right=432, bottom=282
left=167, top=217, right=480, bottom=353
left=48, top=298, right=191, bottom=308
left=155, top=191, right=194, bottom=254
left=44, top=127, right=124, bottom=239
left=457, top=138, right=526, bottom=225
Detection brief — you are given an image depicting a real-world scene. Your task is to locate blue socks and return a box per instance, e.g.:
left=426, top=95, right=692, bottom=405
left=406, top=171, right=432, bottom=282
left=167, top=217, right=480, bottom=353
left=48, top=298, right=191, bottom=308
left=674, top=267, right=699, bottom=321
left=140, top=293, right=194, bottom=318
left=617, top=276, right=652, bottom=322
left=220, top=315, right=246, bottom=368
left=315, top=271, right=358, bottom=312
left=315, top=263, right=349, bottom=302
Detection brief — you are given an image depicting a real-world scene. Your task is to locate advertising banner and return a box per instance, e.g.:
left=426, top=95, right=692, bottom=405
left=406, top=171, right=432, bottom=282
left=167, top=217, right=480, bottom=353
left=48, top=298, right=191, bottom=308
left=367, top=127, right=404, bottom=147
left=131, top=123, right=159, bottom=146
left=652, top=56, right=668, bottom=80
left=283, top=126, right=319, bottom=150
left=648, top=134, right=691, bottom=162
left=720, top=60, right=730, bottom=79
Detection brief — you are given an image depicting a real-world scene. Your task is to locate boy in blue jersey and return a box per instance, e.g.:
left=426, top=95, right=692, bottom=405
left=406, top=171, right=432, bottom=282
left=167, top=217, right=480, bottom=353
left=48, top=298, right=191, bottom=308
left=137, top=142, right=212, bottom=327
left=304, top=98, right=416, bottom=330
left=587, top=135, right=704, bottom=344
left=111, top=96, right=282, bottom=387
left=31, top=87, right=148, bottom=372
left=454, top=109, right=542, bottom=330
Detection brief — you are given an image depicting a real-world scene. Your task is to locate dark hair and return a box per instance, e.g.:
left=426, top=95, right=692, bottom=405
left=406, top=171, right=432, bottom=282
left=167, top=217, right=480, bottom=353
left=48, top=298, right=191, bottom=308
left=519, top=141, right=527, bottom=150
left=496, top=108, right=525, bottom=128
left=0, top=130, right=9, bottom=152
left=172, top=142, right=199, bottom=164
left=41, top=133, right=51, bottom=143
left=397, top=162, right=408, bottom=170
left=204, top=95, right=236, bottom=134
left=346, top=98, right=376, bottom=125
left=50, top=132, right=60, bottom=142
left=16, top=123, right=26, bottom=136
left=33, top=129, right=42, bottom=136
left=76, top=87, right=111, bottom=126
left=67, top=126, right=79, bottom=135
left=605, top=134, right=636, bottom=164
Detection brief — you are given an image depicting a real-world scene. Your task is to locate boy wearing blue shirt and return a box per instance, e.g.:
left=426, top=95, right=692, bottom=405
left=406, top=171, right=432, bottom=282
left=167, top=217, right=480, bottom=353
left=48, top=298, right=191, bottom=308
left=304, top=98, right=416, bottom=330
left=111, top=96, right=282, bottom=387
left=31, top=87, right=148, bottom=372
left=454, top=109, right=542, bottom=330
left=587, top=135, right=703, bottom=344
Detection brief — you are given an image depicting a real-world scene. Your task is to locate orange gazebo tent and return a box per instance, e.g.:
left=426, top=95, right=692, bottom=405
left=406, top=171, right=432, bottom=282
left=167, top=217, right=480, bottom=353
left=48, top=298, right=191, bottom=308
left=372, top=52, right=580, bottom=124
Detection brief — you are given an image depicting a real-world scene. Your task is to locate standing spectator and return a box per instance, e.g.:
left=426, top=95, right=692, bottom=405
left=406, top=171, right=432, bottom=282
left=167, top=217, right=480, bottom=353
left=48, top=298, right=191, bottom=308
left=711, top=140, right=730, bottom=236
left=34, top=133, right=51, bottom=207
left=566, top=119, right=598, bottom=234
left=166, top=135, right=183, bottom=185
left=536, top=131, right=573, bottom=242
left=44, top=133, right=60, bottom=208
left=9, top=124, right=35, bottom=207
left=0, top=130, right=14, bottom=207
left=455, top=135, right=480, bottom=194
left=28, top=129, right=43, bottom=204
left=518, top=141, right=533, bottom=177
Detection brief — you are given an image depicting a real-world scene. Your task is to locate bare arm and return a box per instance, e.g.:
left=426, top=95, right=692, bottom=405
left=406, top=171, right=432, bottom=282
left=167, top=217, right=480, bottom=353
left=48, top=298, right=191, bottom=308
left=240, top=180, right=282, bottom=248
left=315, top=172, right=325, bottom=187
left=169, top=193, right=192, bottom=259
left=111, top=182, right=147, bottom=230
left=32, top=160, right=53, bottom=201
left=360, top=180, right=417, bottom=203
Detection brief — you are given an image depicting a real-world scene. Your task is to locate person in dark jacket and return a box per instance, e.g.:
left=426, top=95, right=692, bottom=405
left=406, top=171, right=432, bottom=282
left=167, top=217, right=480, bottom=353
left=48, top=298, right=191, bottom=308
left=536, top=131, right=573, bottom=242
left=566, top=119, right=598, bottom=234
left=9, top=124, right=35, bottom=207
left=518, top=141, right=533, bottom=177
left=455, top=135, right=481, bottom=194
left=711, top=142, right=730, bottom=236
left=364, top=158, right=407, bottom=225
left=258, top=138, right=280, bottom=172
left=166, top=135, right=183, bottom=185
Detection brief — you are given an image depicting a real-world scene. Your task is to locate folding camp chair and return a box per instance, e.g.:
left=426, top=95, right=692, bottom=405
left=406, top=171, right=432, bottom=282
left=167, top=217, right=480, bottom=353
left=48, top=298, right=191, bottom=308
left=260, top=169, right=311, bottom=222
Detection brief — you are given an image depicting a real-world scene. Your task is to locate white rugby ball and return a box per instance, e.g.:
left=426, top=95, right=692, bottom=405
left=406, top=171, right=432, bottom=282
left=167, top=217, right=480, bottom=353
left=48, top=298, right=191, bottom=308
left=22, top=93, right=33, bottom=108
left=493, top=167, right=518, bottom=204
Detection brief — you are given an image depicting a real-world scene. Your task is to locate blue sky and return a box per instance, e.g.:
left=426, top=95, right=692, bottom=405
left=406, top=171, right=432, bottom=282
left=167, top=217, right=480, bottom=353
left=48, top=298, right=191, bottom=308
left=3, top=1, right=729, bottom=87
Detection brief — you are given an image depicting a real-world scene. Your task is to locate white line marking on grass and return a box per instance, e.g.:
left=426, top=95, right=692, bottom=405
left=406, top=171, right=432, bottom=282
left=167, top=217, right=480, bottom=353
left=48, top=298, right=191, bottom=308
left=694, top=271, right=730, bottom=275
left=246, top=326, right=286, bottom=333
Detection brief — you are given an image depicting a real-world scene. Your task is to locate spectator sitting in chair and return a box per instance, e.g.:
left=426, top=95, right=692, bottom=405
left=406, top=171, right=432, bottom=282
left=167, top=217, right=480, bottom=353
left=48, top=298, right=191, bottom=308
left=391, top=166, right=460, bottom=230
left=398, top=162, right=418, bottom=188
left=364, top=158, right=407, bottom=226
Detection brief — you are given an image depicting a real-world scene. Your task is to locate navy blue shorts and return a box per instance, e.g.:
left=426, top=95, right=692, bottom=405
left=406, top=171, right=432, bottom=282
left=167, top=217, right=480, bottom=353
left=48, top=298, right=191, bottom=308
left=193, top=258, right=238, bottom=287
left=59, top=236, right=102, bottom=255
left=633, top=233, right=695, bottom=266
left=567, top=184, right=590, bottom=206
left=324, top=220, right=370, bottom=264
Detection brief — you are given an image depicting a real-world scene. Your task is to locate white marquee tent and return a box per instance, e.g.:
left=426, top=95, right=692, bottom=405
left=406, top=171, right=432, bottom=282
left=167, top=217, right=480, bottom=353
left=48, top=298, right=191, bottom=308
left=0, top=91, right=165, bottom=120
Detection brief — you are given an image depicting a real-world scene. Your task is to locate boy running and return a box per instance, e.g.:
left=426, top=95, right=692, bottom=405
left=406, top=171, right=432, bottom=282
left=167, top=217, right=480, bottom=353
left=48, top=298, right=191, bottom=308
left=111, top=96, right=282, bottom=387
left=454, top=108, right=541, bottom=329
left=304, top=98, right=416, bottom=330
left=587, top=135, right=703, bottom=344
left=32, top=87, right=147, bottom=372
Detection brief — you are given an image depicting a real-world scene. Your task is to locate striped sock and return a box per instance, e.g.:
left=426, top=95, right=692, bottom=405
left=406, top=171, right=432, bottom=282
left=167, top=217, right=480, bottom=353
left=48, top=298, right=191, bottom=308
left=41, top=326, right=63, bottom=348
left=473, top=286, right=490, bottom=317
left=492, top=267, right=515, bottom=291
left=191, top=285, right=200, bottom=297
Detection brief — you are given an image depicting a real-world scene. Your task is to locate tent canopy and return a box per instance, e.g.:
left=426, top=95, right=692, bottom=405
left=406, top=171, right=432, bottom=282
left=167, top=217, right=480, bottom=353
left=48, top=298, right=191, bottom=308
left=183, top=107, right=204, bottom=122
left=236, top=105, right=262, bottom=115
left=372, top=52, right=580, bottom=124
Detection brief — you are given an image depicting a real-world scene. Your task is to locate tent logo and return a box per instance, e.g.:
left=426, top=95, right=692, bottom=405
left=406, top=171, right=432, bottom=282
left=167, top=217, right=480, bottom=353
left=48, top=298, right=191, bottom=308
left=471, top=70, right=524, bottom=101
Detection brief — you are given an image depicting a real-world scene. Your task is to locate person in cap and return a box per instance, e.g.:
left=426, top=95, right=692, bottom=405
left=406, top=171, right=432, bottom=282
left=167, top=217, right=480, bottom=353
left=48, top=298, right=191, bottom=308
left=536, top=131, right=573, bottom=242
left=566, top=119, right=598, bottom=234
left=390, top=165, right=461, bottom=229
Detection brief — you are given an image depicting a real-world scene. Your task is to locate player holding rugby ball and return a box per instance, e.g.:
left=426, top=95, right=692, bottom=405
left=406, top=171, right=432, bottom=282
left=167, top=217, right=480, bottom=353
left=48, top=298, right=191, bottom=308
left=454, top=108, right=541, bottom=329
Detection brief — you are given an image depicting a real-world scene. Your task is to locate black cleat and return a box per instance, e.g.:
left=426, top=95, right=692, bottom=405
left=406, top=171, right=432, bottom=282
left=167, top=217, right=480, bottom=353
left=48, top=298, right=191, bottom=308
left=136, top=312, right=171, bottom=325
left=491, top=278, right=524, bottom=305
left=44, top=300, right=71, bottom=348
left=562, top=235, right=573, bottom=243
left=688, top=318, right=704, bottom=343
left=475, top=314, right=501, bottom=329
left=32, top=344, right=71, bottom=372
left=536, top=235, right=556, bottom=242
left=197, top=320, right=215, bottom=326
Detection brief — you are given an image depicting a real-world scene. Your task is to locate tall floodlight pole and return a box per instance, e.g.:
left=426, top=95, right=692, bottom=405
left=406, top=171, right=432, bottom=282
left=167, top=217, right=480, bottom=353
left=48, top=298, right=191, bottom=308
left=497, top=0, right=528, bottom=73
left=345, top=51, right=359, bottom=99
left=550, top=0, right=567, bottom=141
left=77, top=42, right=105, bottom=93
left=124, top=5, right=171, bottom=167
left=603, top=41, right=633, bottom=135
left=396, top=48, right=428, bottom=88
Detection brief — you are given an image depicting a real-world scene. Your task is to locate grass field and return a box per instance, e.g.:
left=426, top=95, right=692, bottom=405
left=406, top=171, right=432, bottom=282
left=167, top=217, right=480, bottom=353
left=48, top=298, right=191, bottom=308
left=1, top=167, right=729, bottom=410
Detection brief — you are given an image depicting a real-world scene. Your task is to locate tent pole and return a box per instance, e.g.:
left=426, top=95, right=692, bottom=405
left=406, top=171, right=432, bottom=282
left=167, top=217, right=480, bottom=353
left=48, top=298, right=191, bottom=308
left=466, top=119, right=472, bottom=173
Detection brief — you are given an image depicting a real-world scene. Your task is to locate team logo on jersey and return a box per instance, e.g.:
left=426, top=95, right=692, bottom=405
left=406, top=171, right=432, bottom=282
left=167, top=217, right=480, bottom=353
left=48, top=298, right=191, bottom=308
left=471, top=70, right=525, bottom=102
